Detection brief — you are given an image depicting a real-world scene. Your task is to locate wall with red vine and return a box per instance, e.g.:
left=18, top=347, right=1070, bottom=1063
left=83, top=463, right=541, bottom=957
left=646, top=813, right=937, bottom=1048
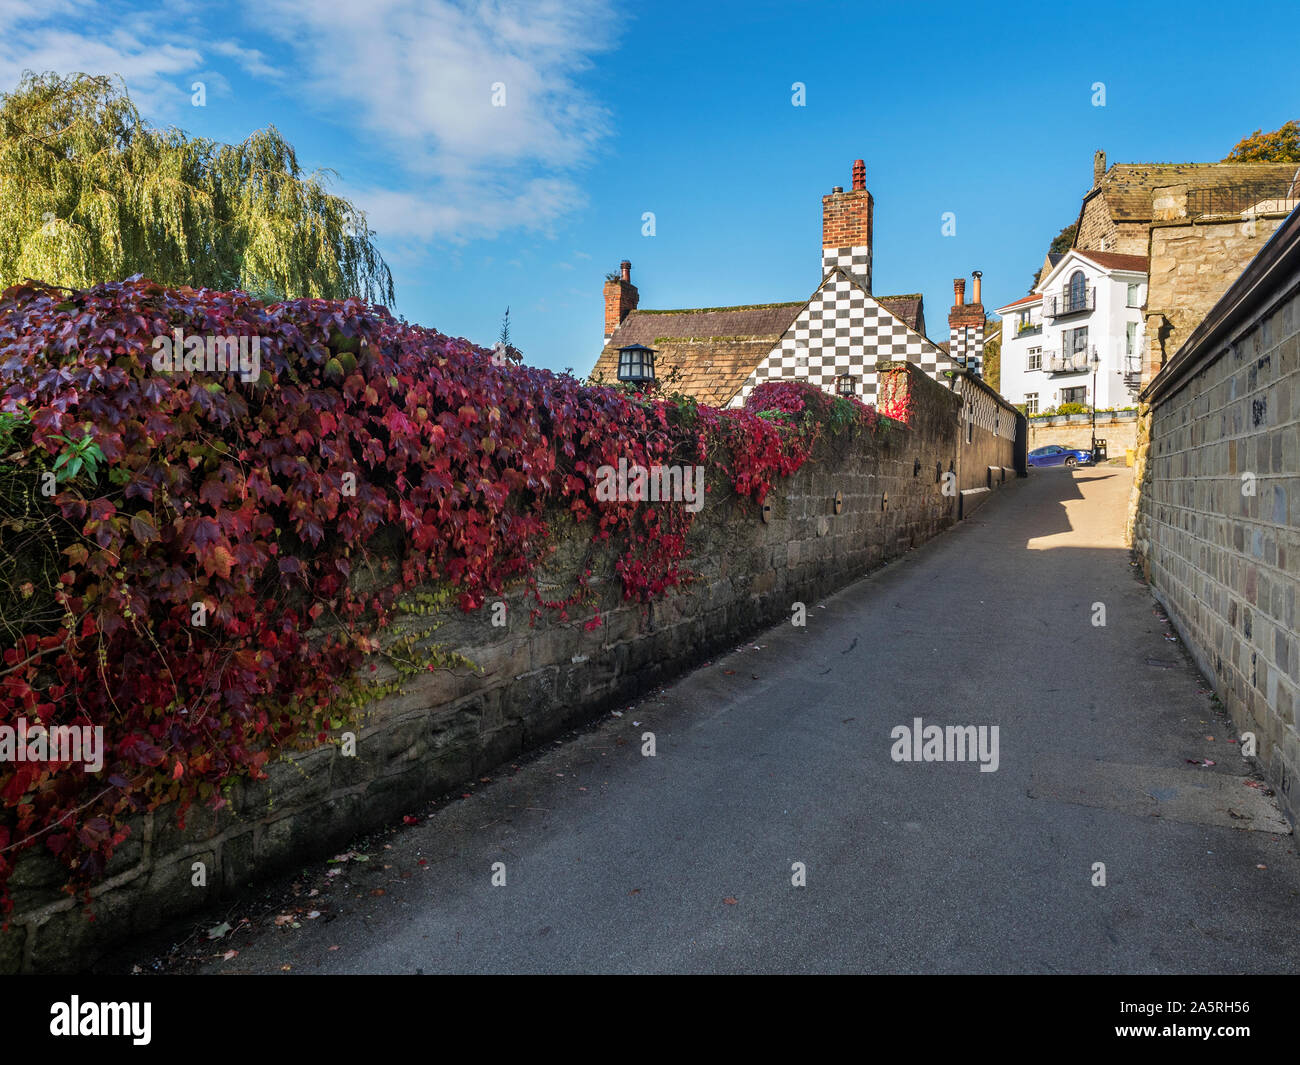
left=0, top=281, right=994, bottom=971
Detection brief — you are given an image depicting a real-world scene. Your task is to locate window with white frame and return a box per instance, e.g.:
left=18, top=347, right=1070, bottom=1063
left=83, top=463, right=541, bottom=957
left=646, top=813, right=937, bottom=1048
left=1126, top=321, right=1138, bottom=355
left=1127, top=283, right=1141, bottom=308
left=1027, top=347, right=1042, bottom=370
left=1025, top=392, right=1039, bottom=414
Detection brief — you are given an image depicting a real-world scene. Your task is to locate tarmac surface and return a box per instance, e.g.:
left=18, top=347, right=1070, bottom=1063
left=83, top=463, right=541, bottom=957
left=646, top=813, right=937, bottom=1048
left=181, top=465, right=1299, bottom=974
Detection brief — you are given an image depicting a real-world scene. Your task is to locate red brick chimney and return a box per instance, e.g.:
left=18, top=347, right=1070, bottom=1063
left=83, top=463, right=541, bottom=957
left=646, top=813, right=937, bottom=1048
left=603, top=260, right=638, bottom=342
left=949, top=271, right=987, bottom=375
left=822, top=159, right=873, bottom=289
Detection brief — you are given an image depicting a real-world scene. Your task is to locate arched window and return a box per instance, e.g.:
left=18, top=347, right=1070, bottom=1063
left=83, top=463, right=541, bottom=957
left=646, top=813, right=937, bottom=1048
left=1068, top=270, right=1086, bottom=311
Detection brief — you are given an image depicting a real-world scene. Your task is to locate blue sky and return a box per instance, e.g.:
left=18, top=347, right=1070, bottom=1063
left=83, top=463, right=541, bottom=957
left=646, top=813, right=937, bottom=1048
left=4, top=0, right=1298, bottom=373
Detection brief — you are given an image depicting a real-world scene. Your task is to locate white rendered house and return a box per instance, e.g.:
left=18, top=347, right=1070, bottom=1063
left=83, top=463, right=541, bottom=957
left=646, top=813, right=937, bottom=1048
left=996, top=249, right=1147, bottom=414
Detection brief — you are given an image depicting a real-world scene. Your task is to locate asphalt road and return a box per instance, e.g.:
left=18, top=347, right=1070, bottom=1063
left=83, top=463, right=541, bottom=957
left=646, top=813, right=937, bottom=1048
left=192, top=465, right=1300, bottom=974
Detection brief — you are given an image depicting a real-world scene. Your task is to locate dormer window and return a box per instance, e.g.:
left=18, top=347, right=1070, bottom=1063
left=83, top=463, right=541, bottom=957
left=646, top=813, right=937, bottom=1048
left=616, top=343, right=656, bottom=383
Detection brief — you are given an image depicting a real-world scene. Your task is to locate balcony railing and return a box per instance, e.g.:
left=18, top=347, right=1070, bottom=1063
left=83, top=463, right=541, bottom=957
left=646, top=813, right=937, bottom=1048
left=1187, top=181, right=1299, bottom=218
left=1045, top=351, right=1091, bottom=374
left=1044, top=288, right=1095, bottom=317
left=1123, top=354, right=1142, bottom=392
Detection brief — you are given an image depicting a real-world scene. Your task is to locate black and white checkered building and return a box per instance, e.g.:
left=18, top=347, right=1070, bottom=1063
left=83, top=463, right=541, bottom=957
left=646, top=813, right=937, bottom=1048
left=731, top=269, right=957, bottom=407
left=949, top=324, right=984, bottom=377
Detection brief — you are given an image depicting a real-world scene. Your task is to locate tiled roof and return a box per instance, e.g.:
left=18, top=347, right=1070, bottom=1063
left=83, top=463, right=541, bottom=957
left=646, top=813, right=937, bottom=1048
left=590, top=303, right=805, bottom=407
left=1096, top=162, right=1300, bottom=221
left=590, top=292, right=931, bottom=407
left=1072, top=249, right=1149, bottom=273
left=876, top=294, right=924, bottom=334
left=996, top=293, right=1041, bottom=311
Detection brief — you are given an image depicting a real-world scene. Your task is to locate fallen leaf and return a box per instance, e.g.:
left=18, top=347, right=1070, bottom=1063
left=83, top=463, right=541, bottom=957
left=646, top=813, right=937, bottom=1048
left=629, top=888, right=641, bottom=895
left=280, top=964, right=292, bottom=971
left=207, top=921, right=232, bottom=940
left=1257, top=864, right=1268, bottom=870
left=221, top=950, right=238, bottom=961
left=306, top=910, right=321, bottom=919
left=370, top=888, right=385, bottom=897
left=328, top=945, right=340, bottom=951
left=723, top=896, right=738, bottom=905
left=274, top=914, right=294, bottom=926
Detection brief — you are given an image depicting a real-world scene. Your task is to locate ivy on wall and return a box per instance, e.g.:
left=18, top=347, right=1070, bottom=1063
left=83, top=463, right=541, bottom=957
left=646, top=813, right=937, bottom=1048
left=0, top=278, right=886, bottom=910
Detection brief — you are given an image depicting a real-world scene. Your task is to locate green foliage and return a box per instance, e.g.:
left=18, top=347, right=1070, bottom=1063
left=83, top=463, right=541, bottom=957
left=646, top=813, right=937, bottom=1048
left=0, top=407, right=29, bottom=454
left=1029, top=222, right=1078, bottom=291
left=1224, top=120, right=1300, bottom=163
left=1049, top=223, right=1077, bottom=255
left=49, top=428, right=105, bottom=484
left=0, top=71, right=394, bottom=301
left=982, top=333, right=1001, bottom=393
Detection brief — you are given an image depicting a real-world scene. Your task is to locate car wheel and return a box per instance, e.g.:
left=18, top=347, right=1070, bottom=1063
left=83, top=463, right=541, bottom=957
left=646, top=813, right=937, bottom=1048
left=1065, top=456, right=1077, bottom=468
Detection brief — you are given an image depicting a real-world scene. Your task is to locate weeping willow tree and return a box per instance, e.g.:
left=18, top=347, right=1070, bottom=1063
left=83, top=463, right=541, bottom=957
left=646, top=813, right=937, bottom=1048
left=0, top=71, right=395, bottom=302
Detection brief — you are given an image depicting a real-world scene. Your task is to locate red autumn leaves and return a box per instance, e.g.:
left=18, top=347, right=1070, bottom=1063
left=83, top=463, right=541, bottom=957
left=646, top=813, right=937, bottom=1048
left=0, top=278, right=880, bottom=909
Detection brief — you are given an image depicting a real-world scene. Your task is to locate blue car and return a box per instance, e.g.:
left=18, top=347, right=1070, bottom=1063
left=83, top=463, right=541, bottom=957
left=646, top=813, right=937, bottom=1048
left=1027, top=444, right=1093, bottom=468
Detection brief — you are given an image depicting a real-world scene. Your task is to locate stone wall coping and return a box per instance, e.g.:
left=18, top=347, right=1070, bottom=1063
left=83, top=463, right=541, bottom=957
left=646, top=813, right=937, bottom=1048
left=1144, top=205, right=1300, bottom=405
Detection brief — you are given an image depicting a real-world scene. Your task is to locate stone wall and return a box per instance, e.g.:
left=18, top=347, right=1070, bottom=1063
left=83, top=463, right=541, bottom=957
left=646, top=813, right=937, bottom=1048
left=951, top=369, right=1024, bottom=514
left=1028, top=411, right=1138, bottom=454
left=1135, top=207, right=1300, bottom=823
left=1142, top=212, right=1291, bottom=387
left=2, top=363, right=1018, bottom=973
left=1075, top=193, right=1149, bottom=256
left=1076, top=193, right=1120, bottom=252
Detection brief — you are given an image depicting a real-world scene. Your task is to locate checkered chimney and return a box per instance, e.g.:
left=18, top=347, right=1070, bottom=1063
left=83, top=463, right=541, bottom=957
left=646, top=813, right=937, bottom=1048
left=822, top=159, right=873, bottom=290
left=949, top=270, right=987, bottom=376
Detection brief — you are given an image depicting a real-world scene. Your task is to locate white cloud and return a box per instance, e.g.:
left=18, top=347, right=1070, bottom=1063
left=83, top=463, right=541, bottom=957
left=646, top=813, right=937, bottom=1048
left=0, top=0, right=619, bottom=243
left=243, top=0, right=618, bottom=239
left=208, top=39, right=283, bottom=83
left=0, top=2, right=203, bottom=113
left=349, top=174, right=587, bottom=245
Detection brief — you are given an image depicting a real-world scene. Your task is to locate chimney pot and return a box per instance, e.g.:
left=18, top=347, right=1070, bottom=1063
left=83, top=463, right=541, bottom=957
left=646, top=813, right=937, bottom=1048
left=953, top=278, right=966, bottom=306
left=604, top=262, right=638, bottom=341
left=971, top=270, right=982, bottom=305
left=822, top=162, right=872, bottom=289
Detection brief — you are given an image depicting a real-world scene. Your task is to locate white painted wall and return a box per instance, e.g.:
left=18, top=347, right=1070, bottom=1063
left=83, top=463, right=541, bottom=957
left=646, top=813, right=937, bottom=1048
left=996, top=255, right=1145, bottom=412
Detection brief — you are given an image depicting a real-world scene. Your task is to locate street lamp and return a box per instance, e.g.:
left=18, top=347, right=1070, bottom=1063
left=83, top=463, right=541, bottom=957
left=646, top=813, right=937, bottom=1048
left=1089, top=347, right=1102, bottom=459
